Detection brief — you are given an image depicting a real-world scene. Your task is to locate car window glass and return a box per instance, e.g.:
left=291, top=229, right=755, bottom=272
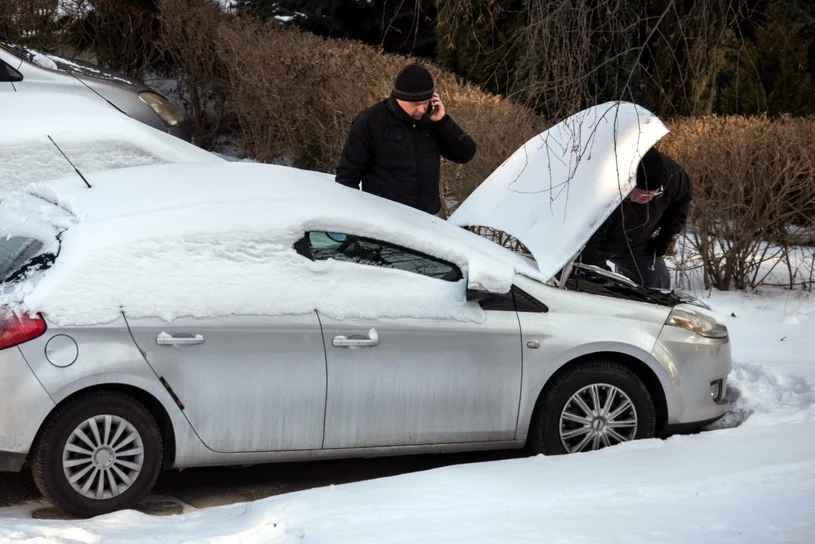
left=0, top=61, right=20, bottom=82
left=307, top=231, right=462, bottom=282
left=0, top=236, right=45, bottom=282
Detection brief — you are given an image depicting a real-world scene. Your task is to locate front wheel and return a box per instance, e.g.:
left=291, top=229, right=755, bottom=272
left=31, top=390, right=163, bottom=518
left=529, top=360, right=656, bottom=455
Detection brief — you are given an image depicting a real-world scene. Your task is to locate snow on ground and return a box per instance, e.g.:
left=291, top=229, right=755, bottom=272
left=0, top=285, right=812, bottom=543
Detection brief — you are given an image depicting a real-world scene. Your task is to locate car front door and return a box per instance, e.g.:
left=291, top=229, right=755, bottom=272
left=305, top=232, right=523, bottom=449
left=127, top=313, right=326, bottom=453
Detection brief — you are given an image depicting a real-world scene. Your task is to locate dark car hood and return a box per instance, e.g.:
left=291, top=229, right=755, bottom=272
left=565, top=263, right=709, bottom=309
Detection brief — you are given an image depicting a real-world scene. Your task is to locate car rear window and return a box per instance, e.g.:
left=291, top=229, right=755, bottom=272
left=0, top=236, right=45, bottom=282
left=0, top=193, right=73, bottom=284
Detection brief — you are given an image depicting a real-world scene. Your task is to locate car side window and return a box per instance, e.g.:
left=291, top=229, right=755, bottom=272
left=0, top=61, right=22, bottom=82
left=305, top=231, right=463, bottom=282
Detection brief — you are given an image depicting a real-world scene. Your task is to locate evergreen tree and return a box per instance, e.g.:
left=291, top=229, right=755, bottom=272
left=236, top=0, right=437, bottom=57
left=715, top=0, right=815, bottom=115
left=436, top=0, right=526, bottom=97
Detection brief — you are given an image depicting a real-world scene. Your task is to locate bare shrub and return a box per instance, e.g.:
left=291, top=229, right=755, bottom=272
left=213, top=18, right=540, bottom=211
left=661, top=115, right=815, bottom=290
left=60, top=0, right=163, bottom=78
left=0, top=0, right=61, bottom=49
left=157, top=0, right=234, bottom=148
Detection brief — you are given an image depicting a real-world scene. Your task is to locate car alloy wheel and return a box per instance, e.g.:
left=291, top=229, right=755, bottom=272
left=529, top=359, right=656, bottom=455
left=558, top=383, right=638, bottom=453
left=62, top=414, right=145, bottom=499
left=32, top=390, right=163, bottom=518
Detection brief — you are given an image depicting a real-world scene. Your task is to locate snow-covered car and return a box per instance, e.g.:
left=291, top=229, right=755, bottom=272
left=0, top=102, right=731, bottom=518
left=0, top=93, right=221, bottom=189
left=0, top=41, right=191, bottom=141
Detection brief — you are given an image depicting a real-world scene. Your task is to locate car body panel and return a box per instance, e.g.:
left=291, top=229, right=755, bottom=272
left=320, top=311, right=522, bottom=448
left=0, top=42, right=191, bottom=140
left=0, top=345, right=55, bottom=462
left=125, top=313, right=328, bottom=453
left=16, top=315, right=167, bottom=406
left=510, top=274, right=673, bottom=439
left=450, top=101, right=669, bottom=280
left=649, top=312, right=732, bottom=425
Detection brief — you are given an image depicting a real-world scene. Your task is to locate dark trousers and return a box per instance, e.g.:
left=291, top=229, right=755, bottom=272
left=610, top=254, right=671, bottom=290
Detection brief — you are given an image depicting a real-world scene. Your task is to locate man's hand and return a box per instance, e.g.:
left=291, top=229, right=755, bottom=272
left=647, top=234, right=675, bottom=257
left=429, top=92, right=445, bottom=122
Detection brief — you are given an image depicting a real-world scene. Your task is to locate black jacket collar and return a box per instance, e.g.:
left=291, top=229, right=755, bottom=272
left=386, top=94, right=431, bottom=128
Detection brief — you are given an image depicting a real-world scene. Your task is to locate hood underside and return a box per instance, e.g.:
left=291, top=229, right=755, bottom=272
left=449, top=101, right=669, bottom=281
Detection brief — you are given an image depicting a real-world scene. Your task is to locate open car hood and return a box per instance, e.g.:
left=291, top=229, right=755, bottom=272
left=449, top=101, right=669, bottom=281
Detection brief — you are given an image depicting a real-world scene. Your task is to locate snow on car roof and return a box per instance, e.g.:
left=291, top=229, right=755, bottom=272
left=5, top=161, right=542, bottom=326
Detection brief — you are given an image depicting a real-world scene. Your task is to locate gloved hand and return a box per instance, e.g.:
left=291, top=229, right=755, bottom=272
left=647, top=235, right=674, bottom=257
left=579, top=247, right=612, bottom=270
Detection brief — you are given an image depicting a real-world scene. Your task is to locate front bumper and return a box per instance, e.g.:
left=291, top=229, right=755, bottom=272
left=663, top=415, right=727, bottom=435
left=652, top=325, right=732, bottom=427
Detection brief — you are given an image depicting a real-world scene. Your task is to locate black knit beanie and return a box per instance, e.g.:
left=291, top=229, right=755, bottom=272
left=393, top=64, right=434, bottom=102
left=635, top=147, right=665, bottom=190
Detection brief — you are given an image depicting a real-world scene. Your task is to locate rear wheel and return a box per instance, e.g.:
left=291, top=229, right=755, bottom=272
left=31, top=390, right=163, bottom=518
left=529, top=360, right=656, bottom=455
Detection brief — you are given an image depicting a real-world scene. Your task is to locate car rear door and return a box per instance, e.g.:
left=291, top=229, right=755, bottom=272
left=127, top=313, right=327, bottom=453
left=305, top=231, right=523, bottom=449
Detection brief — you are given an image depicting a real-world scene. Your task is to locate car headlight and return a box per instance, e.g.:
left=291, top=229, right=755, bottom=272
left=138, top=91, right=186, bottom=127
left=666, top=307, right=728, bottom=339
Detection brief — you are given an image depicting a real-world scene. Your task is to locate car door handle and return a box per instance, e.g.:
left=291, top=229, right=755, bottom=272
left=332, top=328, right=379, bottom=349
left=156, top=331, right=204, bottom=346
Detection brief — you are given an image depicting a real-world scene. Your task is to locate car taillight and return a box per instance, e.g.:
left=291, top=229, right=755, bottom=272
left=0, top=311, right=47, bottom=350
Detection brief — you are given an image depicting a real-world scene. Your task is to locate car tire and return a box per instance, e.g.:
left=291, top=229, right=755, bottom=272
left=529, top=360, right=656, bottom=455
left=31, top=390, right=163, bottom=518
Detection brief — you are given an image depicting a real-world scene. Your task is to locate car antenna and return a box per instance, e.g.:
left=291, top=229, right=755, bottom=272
left=47, top=135, right=92, bottom=188
left=66, top=71, right=129, bottom=117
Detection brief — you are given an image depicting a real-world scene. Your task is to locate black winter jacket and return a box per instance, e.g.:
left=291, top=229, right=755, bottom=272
left=335, top=95, right=476, bottom=214
left=581, top=152, right=693, bottom=266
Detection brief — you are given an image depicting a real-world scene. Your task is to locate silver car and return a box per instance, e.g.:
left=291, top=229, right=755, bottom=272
left=0, top=102, right=731, bottom=518
left=0, top=41, right=191, bottom=141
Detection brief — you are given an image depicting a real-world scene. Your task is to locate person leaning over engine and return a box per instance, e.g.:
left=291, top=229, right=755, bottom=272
left=580, top=148, right=693, bottom=289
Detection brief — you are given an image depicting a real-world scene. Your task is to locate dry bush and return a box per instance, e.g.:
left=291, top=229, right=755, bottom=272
left=71, top=0, right=163, bottom=78
left=661, top=115, right=815, bottom=290
left=0, top=0, right=61, bottom=49
left=2, top=0, right=162, bottom=78
left=211, top=17, right=540, bottom=209
left=157, top=0, right=234, bottom=148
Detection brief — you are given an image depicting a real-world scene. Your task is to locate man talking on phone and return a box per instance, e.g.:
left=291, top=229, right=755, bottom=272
left=335, top=64, right=476, bottom=215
